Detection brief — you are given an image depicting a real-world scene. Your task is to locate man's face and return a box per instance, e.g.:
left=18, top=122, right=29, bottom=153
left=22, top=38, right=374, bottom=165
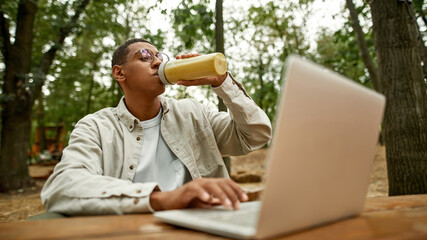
left=120, top=42, right=165, bottom=98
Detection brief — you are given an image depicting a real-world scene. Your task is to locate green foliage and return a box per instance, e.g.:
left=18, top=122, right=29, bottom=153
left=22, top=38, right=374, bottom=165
left=315, top=1, right=376, bottom=88
left=172, top=0, right=215, bottom=53
left=24, top=0, right=166, bottom=147
left=1, top=0, right=384, bottom=152
left=413, top=0, right=426, bottom=17
left=166, top=0, right=216, bottom=105
left=229, top=1, right=312, bottom=123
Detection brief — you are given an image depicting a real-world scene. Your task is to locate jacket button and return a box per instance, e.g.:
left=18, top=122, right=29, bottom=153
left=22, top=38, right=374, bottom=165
left=130, top=165, right=134, bottom=170
left=134, top=198, right=139, bottom=205
left=129, top=125, right=133, bottom=129
left=137, top=137, right=141, bottom=141
left=102, top=191, right=107, bottom=195
left=136, top=189, right=141, bottom=194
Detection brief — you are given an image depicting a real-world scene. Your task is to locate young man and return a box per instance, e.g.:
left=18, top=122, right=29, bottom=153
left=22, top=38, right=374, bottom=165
left=41, top=38, right=272, bottom=215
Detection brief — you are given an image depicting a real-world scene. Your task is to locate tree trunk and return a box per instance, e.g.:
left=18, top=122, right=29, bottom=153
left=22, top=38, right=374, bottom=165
left=346, top=0, right=381, bottom=92
left=86, top=77, right=95, bottom=114
left=86, top=61, right=97, bottom=115
left=215, top=0, right=230, bottom=173
left=215, top=0, right=227, bottom=113
left=37, top=93, right=47, bottom=153
left=370, top=0, right=427, bottom=195
left=0, top=107, right=33, bottom=191
left=346, top=0, right=384, bottom=145
left=257, top=54, right=264, bottom=109
left=0, top=0, right=38, bottom=192
left=0, top=0, right=90, bottom=192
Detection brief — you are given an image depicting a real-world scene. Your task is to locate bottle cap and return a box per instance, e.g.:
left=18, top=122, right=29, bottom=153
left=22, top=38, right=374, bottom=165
left=158, top=61, right=171, bottom=85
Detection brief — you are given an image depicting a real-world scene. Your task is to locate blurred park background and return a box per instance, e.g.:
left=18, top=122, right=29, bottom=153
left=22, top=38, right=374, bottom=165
left=0, top=0, right=426, bottom=222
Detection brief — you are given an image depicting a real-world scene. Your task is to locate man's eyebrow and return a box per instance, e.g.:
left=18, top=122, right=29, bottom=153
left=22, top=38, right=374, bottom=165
left=133, top=49, right=160, bottom=55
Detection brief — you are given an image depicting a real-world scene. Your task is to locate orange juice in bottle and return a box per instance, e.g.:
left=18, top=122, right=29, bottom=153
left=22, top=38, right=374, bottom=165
left=158, top=53, right=227, bottom=85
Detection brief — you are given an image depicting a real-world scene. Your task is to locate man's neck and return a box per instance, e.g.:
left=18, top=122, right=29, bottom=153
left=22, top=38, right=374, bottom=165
left=124, top=95, right=161, bottom=121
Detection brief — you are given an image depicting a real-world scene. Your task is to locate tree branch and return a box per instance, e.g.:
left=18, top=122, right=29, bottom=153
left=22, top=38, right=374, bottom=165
left=39, top=0, right=90, bottom=75
left=346, top=0, right=382, bottom=92
left=33, top=0, right=90, bottom=102
left=0, top=9, right=11, bottom=61
left=14, top=0, right=38, bottom=74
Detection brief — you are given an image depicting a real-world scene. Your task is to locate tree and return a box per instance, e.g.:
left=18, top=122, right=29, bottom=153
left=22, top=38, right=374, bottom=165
left=230, top=1, right=311, bottom=122
left=346, top=0, right=381, bottom=92
left=370, top=0, right=427, bottom=195
left=315, top=1, right=378, bottom=90
left=316, top=28, right=375, bottom=89
left=169, top=0, right=217, bottom=105
left=35, top=1, right=165, bottom=155
left=0, top=0, right=162, bottom=192
left=171, top=0, right=215, bottom=53
left=214, top=0, right=230, bottom=171
left=0, top=0, right=91, bottom=191
left=215, top=0, right=226, bottom=111
left=170, top=0, right=231, bottom=169
left=413, top=0, right=427, bottom=80
left=413, top=0, right=427, bottom=27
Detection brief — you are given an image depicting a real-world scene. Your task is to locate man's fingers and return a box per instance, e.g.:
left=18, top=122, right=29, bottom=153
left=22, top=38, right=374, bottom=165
left=188, top=198, right=213, bottom=209
left=176, top=76, right=217, bottom=86
left=186, top=182, right=212, bottom=203
left=175, top=53, right=201, bottom=59
left=217, top=179, right=248, bottom=209
left=218, top=181, right=241, bottom=210
left=204, top=183, right=233, bottom=209
left=226, top=179, right=249, bottom=202
left=174, top=178, right=249, bottom=210
left=210, top=197, right=222, bottom=205
left=176, top=79, right=210, bottom=86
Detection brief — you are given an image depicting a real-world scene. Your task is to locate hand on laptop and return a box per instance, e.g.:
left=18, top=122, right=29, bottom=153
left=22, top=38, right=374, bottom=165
left=150, top=178, right=249, bottom=211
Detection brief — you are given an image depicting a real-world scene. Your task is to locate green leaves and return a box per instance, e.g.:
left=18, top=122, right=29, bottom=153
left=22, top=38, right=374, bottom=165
left=28, top=0, right=163, bottom=138
left=172, top=0, right=215, bottom=52
left=315, top=2, right=376, bottom=89
left=229, top=0, right=312, bottom=123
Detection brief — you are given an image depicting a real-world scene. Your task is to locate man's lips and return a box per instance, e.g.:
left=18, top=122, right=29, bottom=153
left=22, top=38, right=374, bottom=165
left=153, top=72, right=159, bottom=76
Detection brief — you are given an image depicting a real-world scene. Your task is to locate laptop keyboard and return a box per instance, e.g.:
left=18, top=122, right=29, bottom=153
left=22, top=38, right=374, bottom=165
left=185, top=201, right=261, bottom=227
left=207, top=209, right=259, bottom=227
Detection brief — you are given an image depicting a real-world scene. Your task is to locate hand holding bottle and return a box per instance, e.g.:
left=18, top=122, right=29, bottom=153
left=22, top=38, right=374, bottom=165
left=158, top=52, right=228, bottom=87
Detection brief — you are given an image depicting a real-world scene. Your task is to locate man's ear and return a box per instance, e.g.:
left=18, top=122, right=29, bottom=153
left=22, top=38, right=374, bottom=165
left=112, top=65, right=126, bottom=84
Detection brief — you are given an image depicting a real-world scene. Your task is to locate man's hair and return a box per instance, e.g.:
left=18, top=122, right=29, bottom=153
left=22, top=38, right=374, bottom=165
left=111, top=38, right=153, bottom=68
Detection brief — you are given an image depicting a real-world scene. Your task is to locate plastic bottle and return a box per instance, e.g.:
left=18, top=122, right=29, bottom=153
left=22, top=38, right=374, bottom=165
left=158, top=53, right=227, bottom=85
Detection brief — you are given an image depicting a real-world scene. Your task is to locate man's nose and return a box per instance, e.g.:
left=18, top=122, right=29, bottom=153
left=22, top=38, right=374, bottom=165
left=152, top=56, right=161, bottom=69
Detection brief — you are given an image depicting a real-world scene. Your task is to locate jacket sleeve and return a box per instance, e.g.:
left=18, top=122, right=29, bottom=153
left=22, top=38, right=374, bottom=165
left=208, top=73, right=272, bottom=156
left=40, top=116, right=158, bottom=215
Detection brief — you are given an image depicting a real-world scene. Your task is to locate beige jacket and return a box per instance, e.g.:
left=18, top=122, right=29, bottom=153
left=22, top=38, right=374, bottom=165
left=41, top=75, right=272, bottom=215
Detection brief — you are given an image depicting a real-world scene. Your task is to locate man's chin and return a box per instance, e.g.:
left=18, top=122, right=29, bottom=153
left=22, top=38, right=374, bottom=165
left=156, top=84, right=166, bottom=96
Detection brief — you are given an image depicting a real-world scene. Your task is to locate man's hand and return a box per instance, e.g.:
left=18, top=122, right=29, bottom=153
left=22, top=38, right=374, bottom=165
left=175, top=53, right=227, bottom=87
left=149, top=178, right=249, bottom=211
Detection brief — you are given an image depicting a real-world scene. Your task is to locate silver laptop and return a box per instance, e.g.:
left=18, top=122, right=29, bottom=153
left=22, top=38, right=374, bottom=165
left=154, top=55, right=386, bottom=239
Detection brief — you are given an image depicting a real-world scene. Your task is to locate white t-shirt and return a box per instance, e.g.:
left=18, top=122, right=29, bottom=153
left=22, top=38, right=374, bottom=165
left=132, top=109, right=191, bottom=191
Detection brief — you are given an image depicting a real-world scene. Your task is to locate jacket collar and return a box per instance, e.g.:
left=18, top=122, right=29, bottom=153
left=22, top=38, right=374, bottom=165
left=115, top=96, right=170, bottom=132
left=159, top=96, right=170, bottom=115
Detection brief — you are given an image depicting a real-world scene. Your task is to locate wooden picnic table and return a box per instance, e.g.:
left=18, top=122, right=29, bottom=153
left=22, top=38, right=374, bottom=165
left=1, top=195, right=426, bottom=239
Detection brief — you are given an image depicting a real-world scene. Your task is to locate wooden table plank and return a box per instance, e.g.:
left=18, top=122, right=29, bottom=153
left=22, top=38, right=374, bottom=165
left=280, top=207, right=427, bottom=240
left=363, top=194, right=427, bottom=212
left=0, top=215, right=172, bottom=240
left=1, top=195, right=426, bottom=240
